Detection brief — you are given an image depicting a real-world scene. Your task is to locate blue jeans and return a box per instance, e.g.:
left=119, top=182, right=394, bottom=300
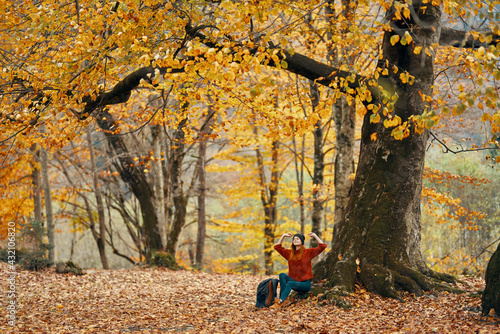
left=278, top=273, right=311, bottom=302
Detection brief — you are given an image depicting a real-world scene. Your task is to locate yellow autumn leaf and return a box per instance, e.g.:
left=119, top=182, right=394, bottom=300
left=309, top=113, right=320, bottom=125
left=404, top=31, right=413, bottom=44
left=403, top=7, right=411, bottom=19
left=481, top=113, right=491, bottom=122
left=370, top=113, right=381, bottom=124
left=390, top=35, right=400, bottom=46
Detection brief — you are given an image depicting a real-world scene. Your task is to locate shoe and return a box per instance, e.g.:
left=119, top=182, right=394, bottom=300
left=269, top=298, right=281, bottom=309
left=280, top=298, right=291, bottom=308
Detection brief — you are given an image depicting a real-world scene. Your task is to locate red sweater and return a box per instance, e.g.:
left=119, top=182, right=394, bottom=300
left=274, top=243, right=327, bottom=282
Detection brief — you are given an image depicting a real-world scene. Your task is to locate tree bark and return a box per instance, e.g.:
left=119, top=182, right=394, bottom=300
left=315, top=2, right=454, bottom=298
left=482, top=242, right=500, bottom=316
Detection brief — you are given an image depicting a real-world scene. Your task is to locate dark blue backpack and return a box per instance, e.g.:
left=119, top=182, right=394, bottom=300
left=255, top=278, right=279, bottom=308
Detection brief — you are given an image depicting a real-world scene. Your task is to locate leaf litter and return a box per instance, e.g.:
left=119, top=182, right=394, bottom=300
left=1, top=262, right=498, bottom=333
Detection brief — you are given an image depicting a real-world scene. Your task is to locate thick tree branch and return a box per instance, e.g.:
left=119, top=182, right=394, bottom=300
left=79, top=35, right=378, bottom=119
left=78, top=22, right=498, bottom=120
left=439, top=27, right=500, bottom=48
left=78, top=66, right=184, bottom=118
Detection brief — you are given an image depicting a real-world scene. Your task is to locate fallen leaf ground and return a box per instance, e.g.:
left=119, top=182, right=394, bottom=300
left=1, top=262, right=499, bottom=333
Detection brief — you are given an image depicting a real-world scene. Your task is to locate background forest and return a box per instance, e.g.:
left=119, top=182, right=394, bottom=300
left=0, top=0, right=499, bottom=283
left=9, top=118, right=497, bottom=276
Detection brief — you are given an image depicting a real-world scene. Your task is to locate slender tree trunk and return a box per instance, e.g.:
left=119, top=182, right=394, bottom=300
left=310, top=81, right=324, bottom=247
left=40, top=144, right=55, bottom=262
left=482, top=242, right=500, bottom=316
left=195, top=139, right=207, bottom=269
left=293, top=136, right=306, bottom=235
left=315, top=2, right=455, bottom=298
left=96, top=109, right=163, bottom=258
left=195, top=105, right=216, bottom=268
left=255, top=132, right=280, bottom=275
left=30, top=144, right=43, bottom=225
left=165, top=116, right=188, bottom=256
left=326, top=0, right=356, bottom=239
left=87, top=127, right=109, bottom=269
left=152, top=125, right=167, bottom=247
left=332, top=98, right=355, bottom=240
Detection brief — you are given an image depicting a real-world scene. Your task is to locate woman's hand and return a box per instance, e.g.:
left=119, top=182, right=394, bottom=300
left=308, top=232, right=324, bottom=244
left=277, top=232, right=293, bottom=245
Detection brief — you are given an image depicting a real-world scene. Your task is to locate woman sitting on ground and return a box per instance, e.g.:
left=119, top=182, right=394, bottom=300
left=272, top=232, right=327, bottom=307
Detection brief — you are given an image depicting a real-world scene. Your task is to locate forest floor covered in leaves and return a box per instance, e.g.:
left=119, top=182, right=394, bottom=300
left=1, top=262, right=499, bottom=333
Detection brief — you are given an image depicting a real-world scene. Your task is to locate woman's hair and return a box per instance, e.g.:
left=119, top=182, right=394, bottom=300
left=289, top=245, right=305, bottom=261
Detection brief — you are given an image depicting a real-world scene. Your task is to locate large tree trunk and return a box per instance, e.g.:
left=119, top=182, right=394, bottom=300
left=96, top=109, right=163, bottom=258
left=482, top=242, right=500, bottom=316
left=315, top=2, right=454, bottom=298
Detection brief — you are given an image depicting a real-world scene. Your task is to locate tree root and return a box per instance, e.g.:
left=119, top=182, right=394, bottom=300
left=359, top=263, right=403, bottom=300
left=392, top=270, right=423, bottom=296
left=310, top=285, right=353, bottom=309
left=426, top=268, right=462, bottom=284
left=324, top=260, right=465, bottom=301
